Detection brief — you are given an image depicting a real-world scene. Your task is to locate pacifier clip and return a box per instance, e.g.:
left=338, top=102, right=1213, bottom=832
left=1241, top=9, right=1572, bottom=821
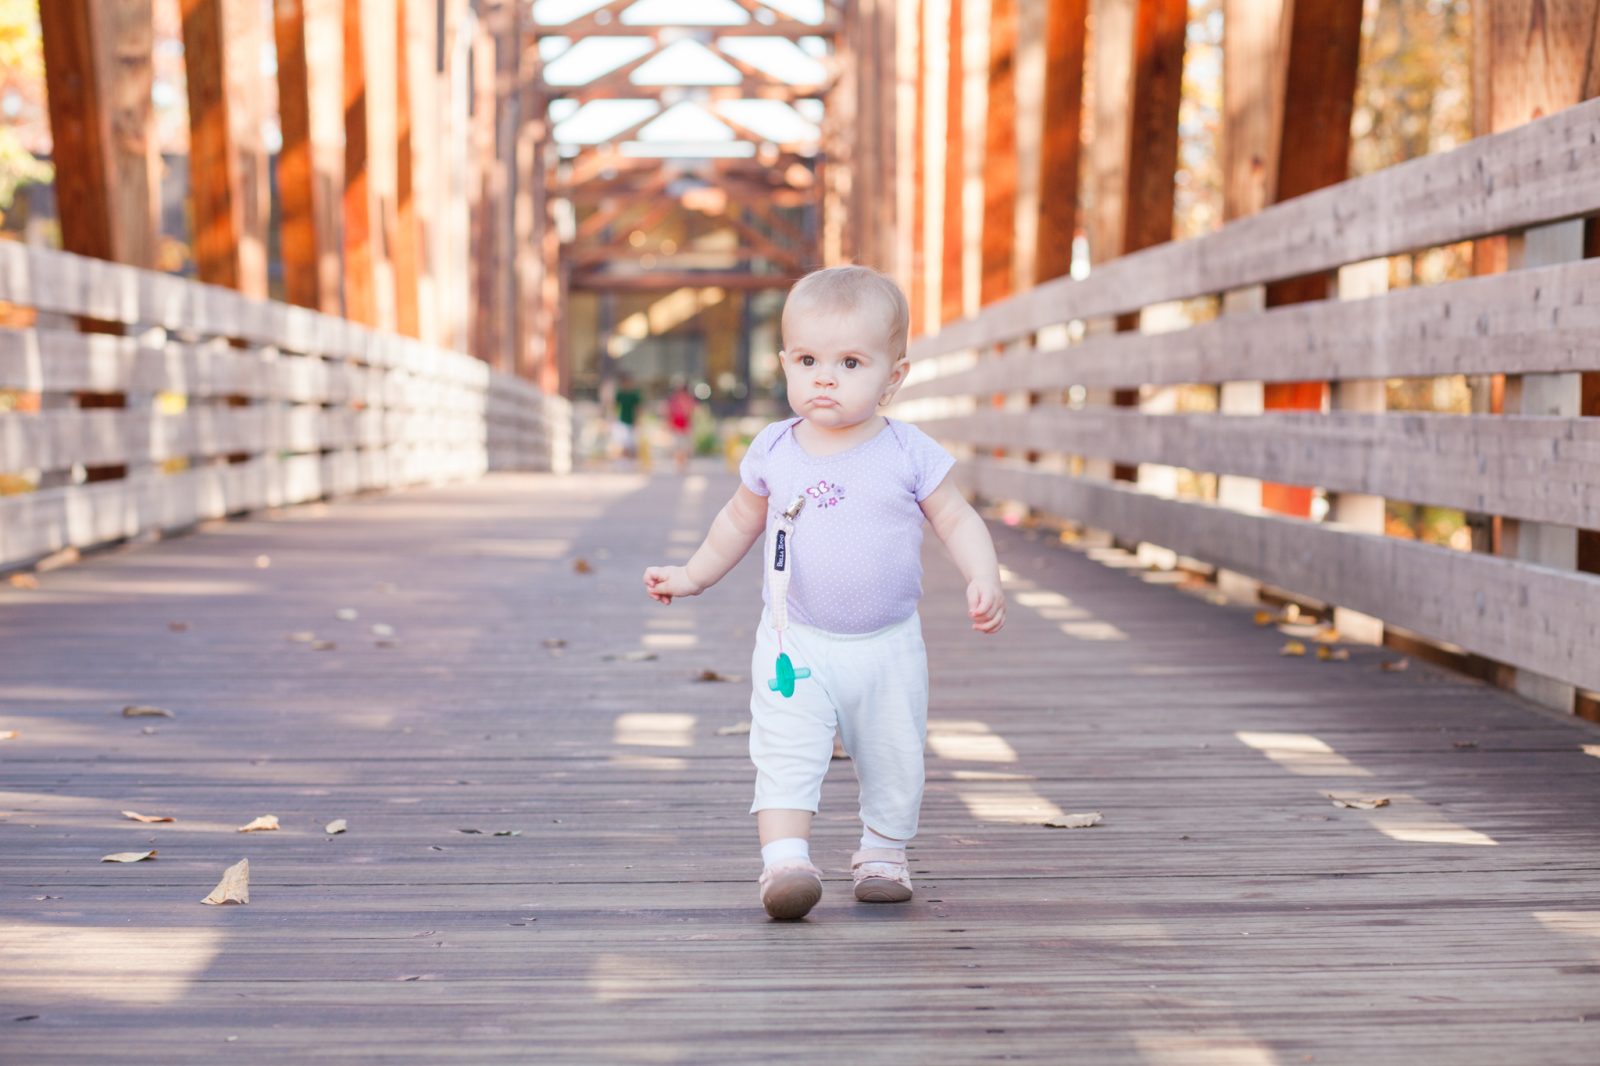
left=766, top=494, right=811, bottom=698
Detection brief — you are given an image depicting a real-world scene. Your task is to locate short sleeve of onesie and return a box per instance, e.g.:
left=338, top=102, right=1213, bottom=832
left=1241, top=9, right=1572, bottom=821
left=899, top=422, right=957, bottom=501
left=738, top=422, right=784, bottom=497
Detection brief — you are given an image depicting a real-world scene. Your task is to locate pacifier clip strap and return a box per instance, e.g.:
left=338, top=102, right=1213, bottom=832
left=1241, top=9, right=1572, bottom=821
left=768, top=495, right=805, bottom=649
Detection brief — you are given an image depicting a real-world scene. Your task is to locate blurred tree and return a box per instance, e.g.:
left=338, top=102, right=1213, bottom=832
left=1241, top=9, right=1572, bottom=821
left=0, top=0, right=51, bottom=226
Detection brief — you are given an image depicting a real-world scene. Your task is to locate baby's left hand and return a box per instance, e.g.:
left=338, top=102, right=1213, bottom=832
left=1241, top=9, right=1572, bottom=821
left=966, top=578, right=1005, bottom=634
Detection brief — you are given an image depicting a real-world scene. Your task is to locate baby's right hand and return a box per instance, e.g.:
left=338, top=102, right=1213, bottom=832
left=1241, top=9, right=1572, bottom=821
left=643, top=565, right=702, bottom=605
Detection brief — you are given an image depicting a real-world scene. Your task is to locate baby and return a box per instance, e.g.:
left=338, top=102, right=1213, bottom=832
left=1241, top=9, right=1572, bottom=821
left=642, top=265, right=1005, bottom=920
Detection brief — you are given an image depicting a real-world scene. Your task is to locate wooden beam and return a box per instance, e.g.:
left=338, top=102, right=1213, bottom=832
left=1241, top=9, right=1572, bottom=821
left=392, top=0, right=421, bottom=338
left=939, top=0, right=963, bottom=321
left=182, top=0, right=271, bottom=297
left=1036, top=0, right=1088, bottom=283
left=981, top=0, right=1018, bottom=304
left=273, top=0, right=344, bottom=314
left=39, top=0, right=160, bottom=269
left=342, top=0, right=376, bottom=325
left=570, top=271, right=798, bottom=292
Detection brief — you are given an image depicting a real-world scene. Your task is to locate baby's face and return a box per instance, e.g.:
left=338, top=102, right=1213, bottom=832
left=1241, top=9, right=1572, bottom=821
left=779, top=306, right=907, bottom=432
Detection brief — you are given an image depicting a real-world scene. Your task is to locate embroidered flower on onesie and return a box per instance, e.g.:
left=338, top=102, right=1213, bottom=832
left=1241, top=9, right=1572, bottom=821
left=739, top=417, right=956, bottom=634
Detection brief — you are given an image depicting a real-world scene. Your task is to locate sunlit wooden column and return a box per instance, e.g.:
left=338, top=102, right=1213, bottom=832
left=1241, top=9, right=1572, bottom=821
left=391, top=0, right=422, bottom=338
left=1035, top=0, right=1087, bottom=286
left=341, top=0, right=376, bottom=324
left=980, top=0, right=1017, bottom=305
left=438, top=0, right=473, bottom=353
left=938, top=0, right=964, bottom=323
left=515, top=32, right=551, bottom=384
left=181, top=0, right=271, bottom=297
left=274, top=0, right=344, bottom=314
left=898, top=0, right=923, bottom=317
left=404, top=0, right=442, bottom=344
left=906, top=0, right=927, bottom=332
left=1474, top=0, right=1600, bottom=713
left=39, top=0, right=160, bottom=269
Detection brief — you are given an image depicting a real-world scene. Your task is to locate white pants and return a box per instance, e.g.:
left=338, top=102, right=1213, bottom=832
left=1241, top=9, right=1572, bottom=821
left=748, top=609, right=930, bottom=840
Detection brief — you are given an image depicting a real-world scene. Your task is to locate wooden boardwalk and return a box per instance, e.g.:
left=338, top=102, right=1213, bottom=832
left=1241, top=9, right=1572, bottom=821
left=3, top=467, right=1599, bottom=1063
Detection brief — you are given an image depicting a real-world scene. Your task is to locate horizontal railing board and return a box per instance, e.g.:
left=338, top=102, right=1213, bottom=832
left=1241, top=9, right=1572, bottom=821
left=897, top=255, right=1600, bottom=401
left=958, top=458, right=1600, bottom=693
left=911, top=97, right=1600, bottom=362
left=919, top=408, right=1600, bottom=529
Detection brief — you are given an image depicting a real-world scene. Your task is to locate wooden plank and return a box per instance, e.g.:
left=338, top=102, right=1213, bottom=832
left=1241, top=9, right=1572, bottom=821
left=897, top=250, right=1600, bottom=397
left=38, top=0, right=160, bottom=268
left=273, top=0, right=344, bottom=313
left=181, top=0, right=271, bottom=297
left=980, top=0, right=1018, bottom=304
left=916, top=407, right=1600, bottom=529
left=1035, top=0, right=1087, bottom=284
left=956, top=458, right=1600, bottom=692
left=908, top=96, right=1600, bottom=360
left=938, top=0, right=963, bottom=320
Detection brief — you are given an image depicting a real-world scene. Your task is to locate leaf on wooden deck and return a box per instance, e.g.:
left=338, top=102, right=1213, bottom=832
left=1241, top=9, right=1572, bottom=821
left=696, top=669, right=741, bottom=683
left=1453, top=740, right=1479, bottom=750
left=1280, top=640, right=1307, bottom=657
left=311, top=640, right=337, bottom=651
left=1313, top=627, right=1342, bottom=643
left=604, top=650, right=658, bottom=662
left=121, top=810, right=175, bottom=823
left=1253, top=610, right=1285, bottom=626
left=122, top=705, right=175, bottom=718
left=1315, top=646, right=1350, bottom=662
left=1043, top=813, right=1103, bottom=829
left=201, top=859, right=249, bottom=905
left=371, top=623, right=395, bottom=637
left=101, top=850, right=157, bottom=862
left=288, top=631, right=317, bottom=643
left=716, top=720, right=752, bottom=736
left=237, top=815, right=280, bottom=833
left=9, top=573, right=39, bottom=589
left=1381, top=657, right=1411, bottom=672
left=1329, top=795, right=1390, bottom=810
left=335, top=608, right=359, bottom=621
left=457, top=828, right=484, bottom=834
left=168, top=621, right=189, bottom=632
left=325, top=819, right=347, bottom=834
left=542, top=638, right=567, bottom=649
left=573, top=558, right=594, bottom=574
left=492, top=830, right=521, bottom=837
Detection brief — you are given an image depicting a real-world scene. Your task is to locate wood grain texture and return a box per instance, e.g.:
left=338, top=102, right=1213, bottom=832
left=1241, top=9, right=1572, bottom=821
left=3, top=469, right=1598, bottom=1062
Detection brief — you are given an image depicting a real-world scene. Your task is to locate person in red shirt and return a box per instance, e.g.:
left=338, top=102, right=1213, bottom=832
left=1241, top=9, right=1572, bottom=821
left=664, top=377, right=696, bottom=473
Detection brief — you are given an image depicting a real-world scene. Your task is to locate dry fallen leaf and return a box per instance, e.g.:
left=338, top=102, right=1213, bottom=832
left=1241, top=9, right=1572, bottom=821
left=1043, top=812, right=1103, bottom=829
left=9, top=573, right=40, bottom=589
left=288, top=631, right=317, bottom=643
left=335, top=608, right=359, bottom=621
left=492, top=830, right=521, bottom=837
left=1329, top=795, right=1390, bottom=810
left=237, top=815, right=280, bottom=833
left=1280, top=640, right=1307, bottom=657
left=542, top=638, right=567, bottom=649
left=695, top=669, right=740, bottom=683
left=201, top=859, right=249, bottom=905
left=1253, top=610, right=1282, bottom=626
left=168, top=621, right=190, bottom=632
left=622, top=650, right=656, bottom=662
left=573, top=558, right=593, bottom=574
left=311, top=640, right=337, bottom=651
left=1453, top=740, right=1479, bottom=750
left=457, top=828, right=484, bottom=834
left=375, top=639, right=396, bottom=649
left=101, top=850, right=157, bottom=863
left=122, top=705, right=175, bottom=718
left=121, top=810, right=175, bottom=824
left=325, top=819, right=347, bottom=834
left=1381, top=658, right=1411, bottom=672
left=1315, top=646, right=1350, bottom=662
left=716, top=720, right=752, bottom=736
left=1313, top=627, right=1342, bottom=643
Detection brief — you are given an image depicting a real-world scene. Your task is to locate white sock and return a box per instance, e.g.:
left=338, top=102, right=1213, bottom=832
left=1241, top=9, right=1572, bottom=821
left=860, top=826, right=905, bottom=851
left=761, top=837, right=811, bottom=868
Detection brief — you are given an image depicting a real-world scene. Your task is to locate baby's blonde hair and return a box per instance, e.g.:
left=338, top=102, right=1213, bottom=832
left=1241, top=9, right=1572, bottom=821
left=782, top=265, right=911, bottom=363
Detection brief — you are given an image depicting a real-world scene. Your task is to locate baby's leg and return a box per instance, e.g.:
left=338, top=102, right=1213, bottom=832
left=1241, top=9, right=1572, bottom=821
left=832, top=614, right=930, bottom=843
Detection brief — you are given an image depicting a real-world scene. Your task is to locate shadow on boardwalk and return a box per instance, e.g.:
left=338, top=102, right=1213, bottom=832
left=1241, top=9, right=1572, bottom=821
left=3, top=467, right=1599, bottom=1063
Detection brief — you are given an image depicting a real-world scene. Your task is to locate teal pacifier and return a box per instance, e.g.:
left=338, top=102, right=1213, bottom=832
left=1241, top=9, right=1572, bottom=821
left=767, top=652, right=812, bottom=699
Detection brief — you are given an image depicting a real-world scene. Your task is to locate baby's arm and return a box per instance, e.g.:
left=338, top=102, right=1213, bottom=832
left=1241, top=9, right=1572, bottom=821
left=920, top=476, right=1006, bottom=634
left=643, top=485, right=768, bottom=605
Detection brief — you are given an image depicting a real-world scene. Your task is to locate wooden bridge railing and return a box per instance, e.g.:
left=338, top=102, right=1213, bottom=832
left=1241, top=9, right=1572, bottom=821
left=896, top=96, right=1600, bottom=698
left=0, top=243, right=570, bottom=571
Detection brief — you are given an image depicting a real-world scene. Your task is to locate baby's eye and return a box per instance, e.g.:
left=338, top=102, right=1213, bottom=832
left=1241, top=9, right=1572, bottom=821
left=844, top=358, right=859, bottom=369
left=799, top=355, right=815, bottom=366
